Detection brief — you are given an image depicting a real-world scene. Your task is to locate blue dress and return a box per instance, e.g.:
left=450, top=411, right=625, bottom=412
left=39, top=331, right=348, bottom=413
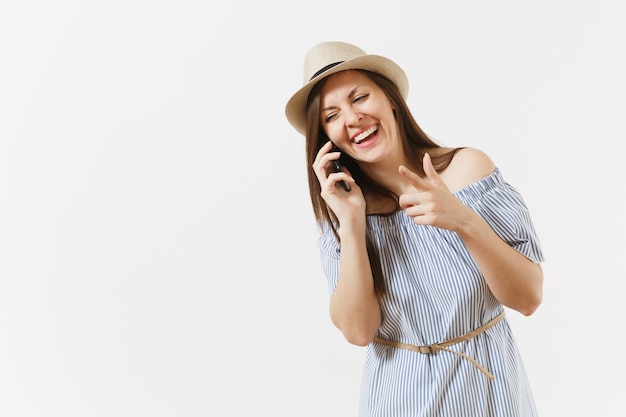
left=317, top=168, right=544, bottom=417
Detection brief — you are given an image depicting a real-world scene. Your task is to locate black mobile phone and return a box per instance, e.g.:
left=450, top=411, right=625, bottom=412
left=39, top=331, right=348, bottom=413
left=331, top=147, right=351, bottom=192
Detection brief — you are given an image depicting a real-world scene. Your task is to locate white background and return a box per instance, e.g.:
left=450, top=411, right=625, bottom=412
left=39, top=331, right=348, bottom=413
left=1, top=1, right=624, bottom=416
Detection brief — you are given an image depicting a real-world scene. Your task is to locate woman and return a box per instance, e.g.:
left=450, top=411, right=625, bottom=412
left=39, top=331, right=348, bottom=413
left=285, top=41, right=544, bottom=417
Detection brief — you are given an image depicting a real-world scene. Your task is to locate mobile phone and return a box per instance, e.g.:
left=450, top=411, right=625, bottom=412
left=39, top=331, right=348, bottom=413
left=331, top=147, right=351, bottom=192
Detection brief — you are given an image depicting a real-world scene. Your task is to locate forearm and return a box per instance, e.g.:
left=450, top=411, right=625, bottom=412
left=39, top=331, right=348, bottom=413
left=457, top=208, right=544, bottom=315
left=329, top=222, right=382, bottom=346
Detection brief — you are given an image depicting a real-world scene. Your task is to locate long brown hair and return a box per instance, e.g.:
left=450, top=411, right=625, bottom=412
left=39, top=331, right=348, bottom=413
left=304, top=70, right=463, bottom=295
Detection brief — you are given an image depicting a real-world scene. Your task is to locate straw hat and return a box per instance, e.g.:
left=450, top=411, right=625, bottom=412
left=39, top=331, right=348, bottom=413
left=285, top=41, right=409, bottom=136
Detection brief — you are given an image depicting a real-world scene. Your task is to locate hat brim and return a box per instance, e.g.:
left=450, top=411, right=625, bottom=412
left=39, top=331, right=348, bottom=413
left=285, top=55, right=409, bottom=136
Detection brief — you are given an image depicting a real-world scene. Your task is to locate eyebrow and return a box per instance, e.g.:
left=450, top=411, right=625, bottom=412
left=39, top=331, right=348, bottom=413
left=320, top=84, right=365, bottom=113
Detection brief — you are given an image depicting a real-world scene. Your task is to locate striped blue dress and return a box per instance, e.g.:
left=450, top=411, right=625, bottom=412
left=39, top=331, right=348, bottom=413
left=317, top=168, right=544, bottom=417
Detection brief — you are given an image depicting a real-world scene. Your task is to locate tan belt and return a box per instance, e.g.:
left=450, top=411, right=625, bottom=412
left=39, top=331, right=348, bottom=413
left=373, top=311, right=505, bottom=380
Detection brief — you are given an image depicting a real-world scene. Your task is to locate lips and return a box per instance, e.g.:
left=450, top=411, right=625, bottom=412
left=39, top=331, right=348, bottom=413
left=352, top=125, right=378, bottom=144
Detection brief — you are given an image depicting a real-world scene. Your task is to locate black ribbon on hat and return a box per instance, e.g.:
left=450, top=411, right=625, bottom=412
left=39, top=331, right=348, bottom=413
left=309, top=61, right=344, bottom=81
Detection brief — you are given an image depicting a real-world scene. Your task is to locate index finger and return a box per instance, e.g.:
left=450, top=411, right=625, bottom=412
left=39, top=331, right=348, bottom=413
left=313, top=141, right=334, bottom=164
left=399, top=165, right=428, bottom=189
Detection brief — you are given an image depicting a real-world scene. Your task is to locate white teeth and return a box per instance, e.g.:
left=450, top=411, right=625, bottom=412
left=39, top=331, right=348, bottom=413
left=353, top=126, right=377, bottom=144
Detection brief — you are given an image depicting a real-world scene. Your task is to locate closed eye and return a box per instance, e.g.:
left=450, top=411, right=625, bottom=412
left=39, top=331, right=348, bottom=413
left=354, top=93, right=369, bottom=103
left=324, top=112, right=338, bottom=122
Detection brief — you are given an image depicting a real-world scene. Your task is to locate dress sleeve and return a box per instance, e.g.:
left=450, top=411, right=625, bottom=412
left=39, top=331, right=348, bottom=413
left=316, top=223, right=341, bottom=297
left=459, top=169, right=545, bottom=263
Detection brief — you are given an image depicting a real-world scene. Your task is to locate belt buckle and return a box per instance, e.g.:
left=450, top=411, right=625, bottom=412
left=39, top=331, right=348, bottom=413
left=419, top=345, right=434, bottom=354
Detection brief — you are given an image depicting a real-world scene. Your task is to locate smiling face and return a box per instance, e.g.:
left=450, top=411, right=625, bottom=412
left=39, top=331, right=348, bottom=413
left=319, top=70, right=402, bottom=165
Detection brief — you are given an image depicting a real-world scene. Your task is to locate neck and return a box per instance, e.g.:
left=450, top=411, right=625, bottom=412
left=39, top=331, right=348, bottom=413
left=360, top=155, right=417, bottom=197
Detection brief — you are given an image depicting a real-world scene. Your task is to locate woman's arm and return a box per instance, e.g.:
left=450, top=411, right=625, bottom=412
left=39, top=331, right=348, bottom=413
left=313, top=141, right=382, bottom=345
left=399, top=149, right=543, bottom=315
left=455, top=210, right=543, bottom=315
left=329, top=217, right=382, bottom=345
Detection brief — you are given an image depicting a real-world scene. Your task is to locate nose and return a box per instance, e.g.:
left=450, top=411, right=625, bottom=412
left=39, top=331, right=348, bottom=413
left=345, top=108, right=363, bottom=127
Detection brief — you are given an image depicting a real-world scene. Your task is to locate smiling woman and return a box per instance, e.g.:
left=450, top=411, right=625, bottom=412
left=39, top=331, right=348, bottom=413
left=2, top=1, right=625, bottom=416
left=284, top=41, right=545, bottom=417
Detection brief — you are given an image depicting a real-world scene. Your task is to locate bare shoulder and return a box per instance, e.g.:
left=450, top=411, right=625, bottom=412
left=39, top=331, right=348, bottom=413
left=437, top=147, right=496, bottom=193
